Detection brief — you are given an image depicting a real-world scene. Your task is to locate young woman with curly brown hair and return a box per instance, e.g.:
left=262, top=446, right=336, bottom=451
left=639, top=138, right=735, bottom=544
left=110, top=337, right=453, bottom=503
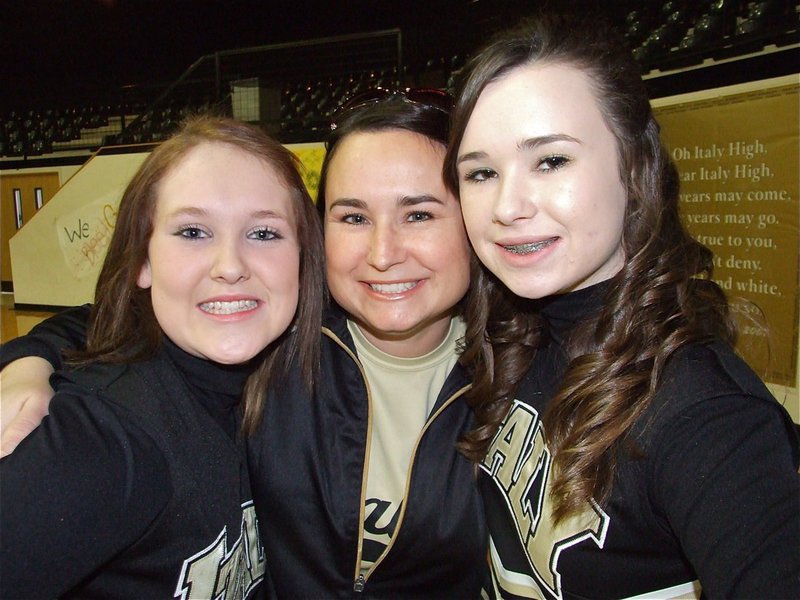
left=445, top=13, right=799, bottom=600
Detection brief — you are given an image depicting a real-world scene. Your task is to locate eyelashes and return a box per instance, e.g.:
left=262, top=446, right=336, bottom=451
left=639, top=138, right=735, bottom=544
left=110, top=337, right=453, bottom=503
left=406, top=210, right=433, bottom=222
left=175, top=225, right=210, bottom=239
left=172, top=224, right=282, bottom=241
left=538, top=155, right=570, bottom=171
left=337, top=211, right=434, bottom=225
left=462, top=168, right=496, bottom=183
left=339, top=212, right=367, bottom=225
left=247, top=226, right=282, bottom=241
left=460, top=154, right=571, bottom=183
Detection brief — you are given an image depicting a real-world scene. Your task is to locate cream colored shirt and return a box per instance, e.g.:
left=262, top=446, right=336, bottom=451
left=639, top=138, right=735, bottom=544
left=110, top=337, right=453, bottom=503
left=348, top=316, right=466, bottom=573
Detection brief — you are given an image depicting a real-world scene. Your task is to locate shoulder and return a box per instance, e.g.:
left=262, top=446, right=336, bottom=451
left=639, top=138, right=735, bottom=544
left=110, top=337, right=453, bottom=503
left=52, top=350, right=178, bottom=409
left=658, top=341, right=775, bottom=407
left=640, top=341, right=799, bottom=465
left=52, top=361, right=130, bottom=394
left=0, top=383, right=171, bottom=597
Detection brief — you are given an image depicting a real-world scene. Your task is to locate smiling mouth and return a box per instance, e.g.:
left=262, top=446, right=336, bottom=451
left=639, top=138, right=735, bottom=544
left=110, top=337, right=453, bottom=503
left=503, top=238, right=557, bottom=254
left=199, top=299, right=258, bottom=315
left=368, top=281, right=418, bottom=294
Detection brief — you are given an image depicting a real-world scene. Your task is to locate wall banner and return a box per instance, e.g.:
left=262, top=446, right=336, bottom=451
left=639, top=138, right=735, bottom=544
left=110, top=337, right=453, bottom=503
left=654, top=79, right=799, bottom=384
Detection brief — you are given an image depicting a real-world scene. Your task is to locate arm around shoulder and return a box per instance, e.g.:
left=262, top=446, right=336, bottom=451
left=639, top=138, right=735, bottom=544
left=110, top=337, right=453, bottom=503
left=1, top=304, right=93, bottom=456
left=0, top=356, right=55, bottom=456
left=0, top=303, right=92, bottom=371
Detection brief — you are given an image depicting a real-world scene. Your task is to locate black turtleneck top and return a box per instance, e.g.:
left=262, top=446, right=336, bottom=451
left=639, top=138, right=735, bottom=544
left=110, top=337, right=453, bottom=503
left=524, top=280, right=610, bottom=401
left=479, top=282, right=800, bottom=600
left=163, top=337, right=252, bottom=440
left=0, top=336, right=263, bottom=597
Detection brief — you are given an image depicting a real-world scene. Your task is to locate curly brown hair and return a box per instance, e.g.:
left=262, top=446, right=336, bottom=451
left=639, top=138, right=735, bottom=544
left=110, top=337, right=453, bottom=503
left=77, top=115, right=325, bottom=432
left=443, top=13, right=737, bottom=523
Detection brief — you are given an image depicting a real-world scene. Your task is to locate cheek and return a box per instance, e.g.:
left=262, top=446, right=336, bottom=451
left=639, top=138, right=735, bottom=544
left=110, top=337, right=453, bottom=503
left=324, top=231, right=358, bottom=282
left=435, top=224, right=471, bottom=269
left=459, top=199, right=485, bottom=241
left=277, top=269, right=301, bottom=323
left=273, top=245, right=301, bottom=283
left=596, top=184, right=627, bottom=242
left=576, top=194, right=626, bottom=253
left=286, top=252, right=302, bottom=296
left=446, top=251, right=472, bottom=295
left=259, top=250, right=301, bottom=314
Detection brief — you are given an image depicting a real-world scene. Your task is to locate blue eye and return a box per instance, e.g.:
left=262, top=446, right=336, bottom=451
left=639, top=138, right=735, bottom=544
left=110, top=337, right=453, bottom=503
left=176, top=226, right=209, bottom=240
left=342, top=212, right=368, bottom=225
left=247, top=227, right=280, bottom=241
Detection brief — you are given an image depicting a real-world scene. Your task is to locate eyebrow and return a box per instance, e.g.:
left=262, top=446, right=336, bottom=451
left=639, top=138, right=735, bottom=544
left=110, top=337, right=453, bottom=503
left=328, top=194, right=444, bottom=211
left=519, top=134, right=580, bottom=150
left=328, top=198, right=367, bottom=211
left=166, top=207, right=290, bottom=221
left=456, top=133, right=581, bottom=165
left=399, top=194, right=444, bottom=207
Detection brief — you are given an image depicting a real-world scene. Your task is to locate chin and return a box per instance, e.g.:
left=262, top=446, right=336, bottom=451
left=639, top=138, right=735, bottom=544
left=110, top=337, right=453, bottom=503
left=505, top=280, right=558, bottom=301
left=207, top=344, right=261, bottom=365
left=215, top=355, right=248, bottom=365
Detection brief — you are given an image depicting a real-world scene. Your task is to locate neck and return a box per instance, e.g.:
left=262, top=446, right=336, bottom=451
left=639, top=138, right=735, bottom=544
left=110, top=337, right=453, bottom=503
left=351, top=313, right=454, bottom=358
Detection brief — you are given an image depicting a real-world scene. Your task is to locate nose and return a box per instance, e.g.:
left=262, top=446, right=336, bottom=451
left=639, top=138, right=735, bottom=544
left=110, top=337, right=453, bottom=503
left=210, top=239, right=250, bottom=283
left=492, top=172, right=537, bottom=225
left=367, top=222, right=405, bottom=271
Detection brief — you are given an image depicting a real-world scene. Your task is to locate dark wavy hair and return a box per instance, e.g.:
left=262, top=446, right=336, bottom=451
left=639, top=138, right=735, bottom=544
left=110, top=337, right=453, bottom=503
left=78, top=115, right=325, bottom=432
left=443, top=13, right=736, bottom=522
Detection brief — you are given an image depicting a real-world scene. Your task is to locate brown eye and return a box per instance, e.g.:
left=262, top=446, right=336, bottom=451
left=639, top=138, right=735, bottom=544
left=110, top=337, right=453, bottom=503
left=407, top=211, right=433, bottom=222
left=538, top=155, right=570, bottom=171
left=463, top=168, right=497, bottom=182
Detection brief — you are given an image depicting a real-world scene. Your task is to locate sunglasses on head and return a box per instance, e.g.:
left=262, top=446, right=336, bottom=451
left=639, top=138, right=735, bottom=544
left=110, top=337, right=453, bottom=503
left=331, top=87, right=454, bottom=129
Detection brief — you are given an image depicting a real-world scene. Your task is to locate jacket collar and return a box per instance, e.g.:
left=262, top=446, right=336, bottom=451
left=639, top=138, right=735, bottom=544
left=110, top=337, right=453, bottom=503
left=322, top=302, right=354, bottom=348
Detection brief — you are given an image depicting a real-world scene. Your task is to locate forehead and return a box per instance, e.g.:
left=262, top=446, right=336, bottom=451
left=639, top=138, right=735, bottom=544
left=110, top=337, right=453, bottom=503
left=463, top=62, right=608, bottom=144
left=156, top=141, right=296, bottom=215
left=164, top=141, right=279, bottom=185
left=325, top=129, right=454, bottom=202
left=331, top=129, right=446, bottom=177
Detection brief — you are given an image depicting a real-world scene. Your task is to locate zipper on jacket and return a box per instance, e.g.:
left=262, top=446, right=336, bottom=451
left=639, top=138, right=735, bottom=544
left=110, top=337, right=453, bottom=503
left=324, top=325, right=472, bottom=593
left=354, top=574, right=366, bottom=592
left=324, top=328, right=375, bottom=593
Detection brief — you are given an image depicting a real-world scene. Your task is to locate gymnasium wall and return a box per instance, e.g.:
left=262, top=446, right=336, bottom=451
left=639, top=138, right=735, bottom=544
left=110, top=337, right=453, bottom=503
left=8, top=148, right=150, bottom=307
left=0, top=164, right=82, bottom=286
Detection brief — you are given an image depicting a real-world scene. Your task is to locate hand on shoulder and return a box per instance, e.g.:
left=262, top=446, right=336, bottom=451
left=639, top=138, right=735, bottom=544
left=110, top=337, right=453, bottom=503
left=1, top=356, right=55, bottom=457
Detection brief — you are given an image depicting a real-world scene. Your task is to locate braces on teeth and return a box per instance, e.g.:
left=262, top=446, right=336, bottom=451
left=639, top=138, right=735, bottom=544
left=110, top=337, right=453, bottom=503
left=200, top=299, right=258, bottom=314
left=504, top=238, right=555, bottom=254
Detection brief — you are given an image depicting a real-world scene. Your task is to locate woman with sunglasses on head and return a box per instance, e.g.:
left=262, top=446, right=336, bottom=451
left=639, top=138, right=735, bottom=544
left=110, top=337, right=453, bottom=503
left=1, top=90, right=488, bottom=596
left=257, top=87, right=486, bottom=596
left=0, top=115, right=325, bottom=597
left=444, top=12, right=799, bottom=600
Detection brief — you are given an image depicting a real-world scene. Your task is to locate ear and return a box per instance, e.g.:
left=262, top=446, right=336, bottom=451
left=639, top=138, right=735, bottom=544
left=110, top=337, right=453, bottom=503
left=137, top=260, right=152, bottom=289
